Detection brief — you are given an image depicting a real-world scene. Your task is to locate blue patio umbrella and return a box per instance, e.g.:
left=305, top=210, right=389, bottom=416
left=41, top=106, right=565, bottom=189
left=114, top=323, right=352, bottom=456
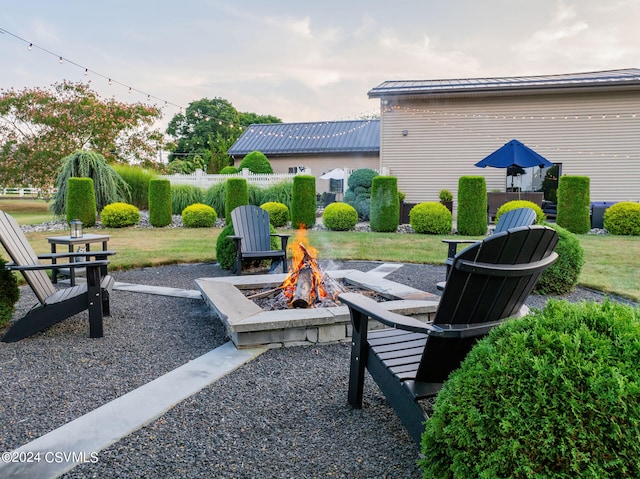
left=475, top=139, right=553, bottom=169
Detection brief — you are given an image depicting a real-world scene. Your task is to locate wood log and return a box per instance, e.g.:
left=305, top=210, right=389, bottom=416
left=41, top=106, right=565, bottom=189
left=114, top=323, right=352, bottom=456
left=291, top=266, right=313, bottom=308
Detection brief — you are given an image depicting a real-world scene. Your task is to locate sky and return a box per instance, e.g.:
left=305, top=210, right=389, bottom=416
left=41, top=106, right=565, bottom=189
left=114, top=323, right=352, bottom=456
left=1, top=0, right=639, bottom=130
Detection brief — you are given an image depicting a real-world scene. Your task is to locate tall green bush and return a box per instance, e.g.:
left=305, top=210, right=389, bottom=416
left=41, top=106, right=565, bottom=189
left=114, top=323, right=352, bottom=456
left=171, top=184, right=204, bottom=215
left=370, top=176, right=399, bottom=232
left=225, top=178, right=249, bottom=223
left=290, top=175, right=316, bottom=229
left=238, top=150, right=273, bottom=174
left=0, top=256, right=19, bottom=327
left=113, top=164, right=157, bottom=210
left=148, top=178, right=172, bottom=227
left=457, top=176, right=487, bottom=235
left=66, top=177, right=97, bottom=226
left=421, top=299, right=640, bottom=479
left=51, top=150, right=129, bottom=216
left=557, top=175, right=590, bottom=234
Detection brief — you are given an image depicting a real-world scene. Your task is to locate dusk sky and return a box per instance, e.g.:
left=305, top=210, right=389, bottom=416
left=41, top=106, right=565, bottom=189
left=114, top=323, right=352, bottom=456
left=2, top=1, right=639, bottom=128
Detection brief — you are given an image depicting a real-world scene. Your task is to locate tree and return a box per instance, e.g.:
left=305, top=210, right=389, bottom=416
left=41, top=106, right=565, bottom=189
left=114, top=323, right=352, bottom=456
left=165, top=97, right=281, bottom=173
left=0, top=81, right=164, bottom=189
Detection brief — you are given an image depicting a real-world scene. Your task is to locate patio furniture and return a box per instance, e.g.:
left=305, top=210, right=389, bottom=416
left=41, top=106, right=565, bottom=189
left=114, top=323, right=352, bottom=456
left=228, top=205, right=290, bottom=275
left=0, top=210, right=115, bottom=342
left=339, top=225, right=558, bottom=443
left=440, top=207, right=538, bottom=288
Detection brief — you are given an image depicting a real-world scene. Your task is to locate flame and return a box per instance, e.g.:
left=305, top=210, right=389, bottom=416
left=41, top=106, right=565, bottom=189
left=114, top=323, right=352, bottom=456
left=281, top=227, right=329, bottom=306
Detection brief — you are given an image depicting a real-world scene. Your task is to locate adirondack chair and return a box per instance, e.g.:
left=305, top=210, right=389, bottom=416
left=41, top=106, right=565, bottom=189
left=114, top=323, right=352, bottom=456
left=438, top=207, right=538, bottom=289
left=339, top=225, right=558, bottom=443
left=0, top=210, right=116, bottom=342
left=228, top=205, right=290, bottom=275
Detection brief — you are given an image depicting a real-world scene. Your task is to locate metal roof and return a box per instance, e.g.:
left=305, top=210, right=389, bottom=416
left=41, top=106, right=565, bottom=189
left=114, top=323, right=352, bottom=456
left=227, top=120, right=380, bottom=156
left=368, top=68, right=640, bottom=99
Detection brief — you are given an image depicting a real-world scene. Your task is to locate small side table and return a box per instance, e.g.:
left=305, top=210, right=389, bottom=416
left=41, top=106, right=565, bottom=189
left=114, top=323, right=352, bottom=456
left=46, top=234, right=110, bottom=286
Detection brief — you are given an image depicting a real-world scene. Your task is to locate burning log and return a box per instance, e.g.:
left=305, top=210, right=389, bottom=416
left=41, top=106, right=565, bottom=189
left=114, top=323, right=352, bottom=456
left=291, top=266, right=313, bottom=308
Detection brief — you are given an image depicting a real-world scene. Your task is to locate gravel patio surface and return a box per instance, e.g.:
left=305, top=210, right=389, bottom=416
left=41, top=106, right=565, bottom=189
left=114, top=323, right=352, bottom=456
left=0, top=261, right=629, bottom=478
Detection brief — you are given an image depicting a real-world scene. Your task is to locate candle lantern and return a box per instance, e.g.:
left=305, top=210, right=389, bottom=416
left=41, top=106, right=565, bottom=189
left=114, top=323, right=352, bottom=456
left=70, top=219, right=83, bottom=238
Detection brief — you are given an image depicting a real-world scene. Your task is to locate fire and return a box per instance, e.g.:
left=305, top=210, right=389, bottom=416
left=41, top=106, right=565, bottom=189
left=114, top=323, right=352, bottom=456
left=281, top=227, right=329, bottom=307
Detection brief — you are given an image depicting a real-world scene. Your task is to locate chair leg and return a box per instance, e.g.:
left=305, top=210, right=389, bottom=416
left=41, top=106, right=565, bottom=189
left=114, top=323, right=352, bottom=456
left=348, top=309, right=369, bottom=408
left=86, top=266, right=104, bottom=338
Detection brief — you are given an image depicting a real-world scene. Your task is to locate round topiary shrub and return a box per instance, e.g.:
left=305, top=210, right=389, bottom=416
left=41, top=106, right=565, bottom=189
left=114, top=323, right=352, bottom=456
left=322, top=202, right=358, bottom=231
left=603, top=202, right=640, bottom=235
left=495, top=200, right=546, bottom=224
left=0, top=256, right=19, bottom=327
left=238, top=150, right=273, bottom=174
left=534, top=222, right=584, bottom=295
left=182, top=203, right=217, bottom=228
left=66, top=177, right=97, bottom=227
left=260, top=202, right=289, bottom=227
left=219, top=166, right=238, bottom=174
left=420, top=299, right=640, bottom=479
left=344, top=168, right=379, bottom=221
left=409, top=202, right=452, bottom=234
left=100, top=202, right=140, bottom=228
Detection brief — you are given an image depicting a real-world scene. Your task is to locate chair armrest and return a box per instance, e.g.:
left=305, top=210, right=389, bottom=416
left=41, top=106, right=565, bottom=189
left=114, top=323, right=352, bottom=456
left=339, top=292, right=431, bottom=334
left=271, top=233, right=290, bottom=251
left=441, top=239, right=480, bottom=259
left=6, top=260, right=109, bottom=272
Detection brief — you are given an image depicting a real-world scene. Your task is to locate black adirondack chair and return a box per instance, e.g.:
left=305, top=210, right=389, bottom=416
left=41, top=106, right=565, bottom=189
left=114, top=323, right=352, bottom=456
left=339, top=225, right=558, bottom=443
left=439, top=207, right=537, bottom=289
left=228, top=205, right=290, bottom=275
left=0, top=210, right=116, bottom=342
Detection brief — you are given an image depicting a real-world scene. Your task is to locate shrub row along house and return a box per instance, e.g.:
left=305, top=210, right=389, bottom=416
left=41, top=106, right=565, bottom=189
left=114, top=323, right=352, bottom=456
left=229, top=68, right=640, bottom=214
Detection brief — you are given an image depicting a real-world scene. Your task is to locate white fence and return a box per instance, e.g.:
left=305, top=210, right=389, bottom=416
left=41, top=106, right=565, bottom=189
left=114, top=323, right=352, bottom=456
left=159, top=169, right=303, bottom=189
left=0, top=187, right=56, bottom=197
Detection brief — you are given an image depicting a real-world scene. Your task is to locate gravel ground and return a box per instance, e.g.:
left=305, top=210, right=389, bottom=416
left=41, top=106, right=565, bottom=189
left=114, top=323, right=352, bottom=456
left=1, top=260, right=634, bottom=478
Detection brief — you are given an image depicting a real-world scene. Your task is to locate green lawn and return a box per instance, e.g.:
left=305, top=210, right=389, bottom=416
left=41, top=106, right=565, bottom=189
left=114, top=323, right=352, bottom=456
left=2, top=199, right=639, bottom=302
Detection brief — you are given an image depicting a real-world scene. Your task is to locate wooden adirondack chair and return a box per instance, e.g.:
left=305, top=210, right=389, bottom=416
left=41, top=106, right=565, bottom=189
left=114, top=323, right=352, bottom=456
left=339, top=225, right=558, bottom=443
left=228, top=205, right=290, bottom=275
left=0, top=210, right=116, bottom=342
left=438, top=207, right=538, bottom=289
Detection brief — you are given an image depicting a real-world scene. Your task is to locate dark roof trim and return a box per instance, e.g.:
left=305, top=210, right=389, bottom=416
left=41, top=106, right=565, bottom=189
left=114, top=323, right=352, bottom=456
left=368, top=68, right=640, bottom=99
left=228, top=120, right=380, bottom=156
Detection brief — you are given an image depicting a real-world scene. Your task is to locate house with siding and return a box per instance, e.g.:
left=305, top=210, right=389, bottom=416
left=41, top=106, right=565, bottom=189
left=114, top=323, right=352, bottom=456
left=227, top=120, right=379, bottom=196
left=368, top=68, right=640, bottom=212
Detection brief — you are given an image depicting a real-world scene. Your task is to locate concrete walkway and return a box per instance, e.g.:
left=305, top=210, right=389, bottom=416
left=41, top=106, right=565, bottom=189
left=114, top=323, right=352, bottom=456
left=0, top=283, right=266, bottom=479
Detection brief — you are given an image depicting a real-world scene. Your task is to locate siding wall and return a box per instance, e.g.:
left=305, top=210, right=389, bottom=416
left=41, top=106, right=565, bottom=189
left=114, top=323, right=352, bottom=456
left=379, top=90, right=640, bottom=207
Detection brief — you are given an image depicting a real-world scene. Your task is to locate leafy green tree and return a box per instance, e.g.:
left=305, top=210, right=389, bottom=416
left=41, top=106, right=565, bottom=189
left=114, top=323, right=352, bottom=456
left=165, top=98, right=281, bottom=172
left=0, top=81, right=163, bottom=188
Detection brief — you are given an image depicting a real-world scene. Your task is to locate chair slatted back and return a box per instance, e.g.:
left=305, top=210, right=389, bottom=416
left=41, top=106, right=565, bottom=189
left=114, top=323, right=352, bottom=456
left=494, top=207, right=537, bottom=234
left=0, top=210, right=57, bottom=303
left=231, top=205, right=272, bottom=253
left=418, top=225, right=558, bottom=382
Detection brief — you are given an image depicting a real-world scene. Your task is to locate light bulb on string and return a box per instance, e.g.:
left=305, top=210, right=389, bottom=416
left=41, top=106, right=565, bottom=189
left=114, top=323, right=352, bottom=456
left=108, top=79, right=112, bottom=85
left=28, top=43, right=32, bottom=50
left=59, top=56, right=63, bottom=64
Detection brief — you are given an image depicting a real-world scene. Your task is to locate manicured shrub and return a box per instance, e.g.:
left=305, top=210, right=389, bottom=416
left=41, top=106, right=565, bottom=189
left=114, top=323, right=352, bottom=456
left=439, top=189, right=453, bottom=202
left=370, top=176, right=399, bottom=232
left=0, top=256, right=19, bottom=327
left=421, top=299, right=640, bottom=479
left=557, top=175, right=591, bottom=234
left=171, top=184, right=204, bottom=215
left=495, top=200, right=546, bottom=224
left=100, top=202, right=140, bottom=228
left=112, top=164, right=157, bottom=210
left=225, top=178, right=248, bottom=223
left=182, top=203, right=217, bottom=228
left=238, top=150, right=273, bottom=174
left=51, top=150, right=130, bottom=216
left=409, top=202, right=452, bottom=234
left=291, top=175, right=316, bottom=229
left=322, top=202, right=358, bottom=231
left=534, top=222, right=584, bottom=295
left=260, top=202, right=289, bottom=227
left=456, top=176, right=487, bottom=235
left=344, top=168, right=379, bottom=220
left=216, top=223, right=237, bottom=270
left=603, top=202, right=640, bottom=235
left=66, top=177, right=97, bottom=227
left=219, top=166, right=238, bottom=174
left=148, top=178, right=172, bottom=227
